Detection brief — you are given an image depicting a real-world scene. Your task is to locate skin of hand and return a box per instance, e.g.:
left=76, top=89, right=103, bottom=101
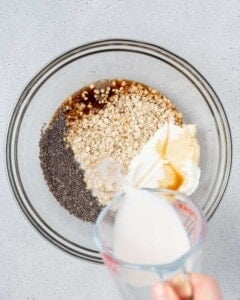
left=152, top=273, right=223, bottom=300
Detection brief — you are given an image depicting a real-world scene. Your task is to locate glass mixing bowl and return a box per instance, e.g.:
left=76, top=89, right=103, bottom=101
left=6, top=39, right=232, bottom=263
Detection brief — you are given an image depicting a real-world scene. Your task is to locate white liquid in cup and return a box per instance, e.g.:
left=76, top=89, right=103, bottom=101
left=113, top=188, right=190, bottom=265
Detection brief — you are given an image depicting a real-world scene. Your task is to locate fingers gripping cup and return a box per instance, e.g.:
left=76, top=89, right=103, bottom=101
left=94, top=189, right=207, bottom=300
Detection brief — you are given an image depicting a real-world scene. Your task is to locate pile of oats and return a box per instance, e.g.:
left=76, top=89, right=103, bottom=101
left=65, top=80, right=182, bottom=205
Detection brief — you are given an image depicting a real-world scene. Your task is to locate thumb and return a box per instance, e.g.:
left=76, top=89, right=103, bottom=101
left=152, top=282, right=179, bottom=300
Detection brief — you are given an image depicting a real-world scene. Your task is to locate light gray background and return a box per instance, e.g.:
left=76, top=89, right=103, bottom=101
left=1, top=1, right=239, bottom=299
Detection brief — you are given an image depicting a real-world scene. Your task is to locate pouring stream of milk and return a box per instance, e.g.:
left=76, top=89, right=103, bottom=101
left=96, top=159, right=191, bottom=265
left=113, top=188, right=190, bottom=265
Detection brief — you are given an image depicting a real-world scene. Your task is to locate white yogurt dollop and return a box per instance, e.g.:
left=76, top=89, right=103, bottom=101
left=127, top=122, right=200, bottom=195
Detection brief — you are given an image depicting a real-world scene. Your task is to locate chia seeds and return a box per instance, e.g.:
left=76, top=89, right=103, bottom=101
left=39, top=113, right=102, bottom=223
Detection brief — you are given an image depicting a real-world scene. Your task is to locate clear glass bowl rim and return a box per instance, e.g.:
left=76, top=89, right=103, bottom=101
left=5, top=39, right=232, bottom=263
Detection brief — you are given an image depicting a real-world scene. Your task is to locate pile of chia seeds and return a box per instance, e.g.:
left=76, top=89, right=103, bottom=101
left=39, top=113, right=102, bottom=223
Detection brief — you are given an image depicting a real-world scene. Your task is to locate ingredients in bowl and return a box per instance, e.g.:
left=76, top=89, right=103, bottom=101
left=39, top=79, right=200, bottom=223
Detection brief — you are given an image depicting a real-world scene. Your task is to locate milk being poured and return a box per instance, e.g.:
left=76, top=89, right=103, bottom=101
left=113, top=188, right=191, bottom=265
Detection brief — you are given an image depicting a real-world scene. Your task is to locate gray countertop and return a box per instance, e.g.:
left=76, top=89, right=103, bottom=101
left=1, top=1, right=240, bottom=299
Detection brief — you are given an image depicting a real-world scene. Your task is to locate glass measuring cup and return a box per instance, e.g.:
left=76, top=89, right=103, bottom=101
left=94, top=189, right=207, bottom=300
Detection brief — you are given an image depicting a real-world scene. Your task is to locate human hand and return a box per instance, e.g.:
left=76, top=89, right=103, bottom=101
left=152, top=273, right=223, bottom=300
